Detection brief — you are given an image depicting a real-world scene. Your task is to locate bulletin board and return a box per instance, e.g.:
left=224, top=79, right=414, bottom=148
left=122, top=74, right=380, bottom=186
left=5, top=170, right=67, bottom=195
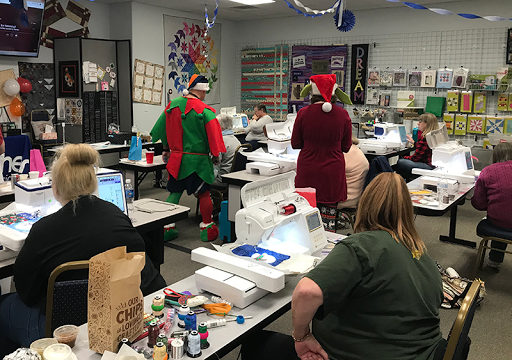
left=288, top=45, right=348, bottom=112
left=132, top=58, right=165, bottom=105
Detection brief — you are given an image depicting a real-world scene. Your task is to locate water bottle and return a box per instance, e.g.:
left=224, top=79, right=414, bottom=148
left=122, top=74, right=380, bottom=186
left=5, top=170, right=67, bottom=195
left=125, top=178, right=134, bottom=213
left=437, top=177, right=449, bottom=205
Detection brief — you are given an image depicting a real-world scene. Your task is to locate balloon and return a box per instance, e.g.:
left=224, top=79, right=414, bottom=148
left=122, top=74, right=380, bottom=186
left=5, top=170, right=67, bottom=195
left=3, top=78, right=20, bottom=96
left=17, top=77, right=32, bottom=93
left=10, top=98, right=25, bottom=116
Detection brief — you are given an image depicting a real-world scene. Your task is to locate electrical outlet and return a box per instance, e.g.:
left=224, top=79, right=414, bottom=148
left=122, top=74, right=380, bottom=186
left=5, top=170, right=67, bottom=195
left=145, top=105, right=149, bottom=112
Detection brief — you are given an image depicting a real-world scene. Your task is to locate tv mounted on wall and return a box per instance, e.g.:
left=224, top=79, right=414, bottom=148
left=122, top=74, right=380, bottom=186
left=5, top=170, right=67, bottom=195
left=0, top=0, right=45, bottom=57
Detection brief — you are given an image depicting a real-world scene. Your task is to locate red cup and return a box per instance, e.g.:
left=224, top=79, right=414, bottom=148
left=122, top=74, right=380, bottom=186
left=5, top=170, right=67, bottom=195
left=146, top=151, right=154, bottom=164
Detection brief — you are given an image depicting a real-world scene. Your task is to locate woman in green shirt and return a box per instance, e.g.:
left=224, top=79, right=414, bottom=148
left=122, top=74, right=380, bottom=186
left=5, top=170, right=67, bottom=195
left=242, top=173, right=446, bottom=360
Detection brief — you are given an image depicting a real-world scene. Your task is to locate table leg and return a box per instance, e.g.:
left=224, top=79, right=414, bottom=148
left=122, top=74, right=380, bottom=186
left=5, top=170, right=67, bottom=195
left=439, top=201, right=476, bottom=248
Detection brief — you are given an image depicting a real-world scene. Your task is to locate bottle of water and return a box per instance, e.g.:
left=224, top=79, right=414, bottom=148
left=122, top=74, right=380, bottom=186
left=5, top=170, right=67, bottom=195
left=125, top=178, right=134, bottom=213
left=437, top=177, right=449, bottom=205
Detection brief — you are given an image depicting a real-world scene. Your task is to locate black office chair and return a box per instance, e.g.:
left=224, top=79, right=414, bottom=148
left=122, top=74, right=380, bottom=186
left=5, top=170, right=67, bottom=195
left=442, top=279, right=483, bottom=360
left=45, top=261, right=89, bottom=337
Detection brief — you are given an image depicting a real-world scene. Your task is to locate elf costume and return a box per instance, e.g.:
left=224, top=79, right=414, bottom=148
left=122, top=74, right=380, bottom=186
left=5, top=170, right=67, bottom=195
left=151, top=75, right=226, bottom=242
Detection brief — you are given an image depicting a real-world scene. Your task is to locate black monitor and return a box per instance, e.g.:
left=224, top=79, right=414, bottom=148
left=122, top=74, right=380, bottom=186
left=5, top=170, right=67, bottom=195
left=0, top=0, right=45, bottom=57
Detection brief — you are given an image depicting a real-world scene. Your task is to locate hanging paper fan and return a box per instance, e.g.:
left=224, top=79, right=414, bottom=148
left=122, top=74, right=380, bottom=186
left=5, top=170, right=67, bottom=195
left=334, top=8, right=356, bottom=32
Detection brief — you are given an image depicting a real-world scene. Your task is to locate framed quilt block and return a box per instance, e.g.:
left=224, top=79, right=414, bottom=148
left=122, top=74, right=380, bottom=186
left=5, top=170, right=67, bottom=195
left=504, top=117, right=512, bottom=135
left=467, top=115, right=486, bottom=134
left=473, top=91, right=486, bottom=114
left=446, top=90, right=460, bottom=112
left=460, top=91, right=473, bottom=113
left=454, top=114, right=467, bottom=135
left=486, top=117, right=504, bottom=134
left=498, top=93, right=508, bottom=111
left=443, top=113, right=455, bottom=135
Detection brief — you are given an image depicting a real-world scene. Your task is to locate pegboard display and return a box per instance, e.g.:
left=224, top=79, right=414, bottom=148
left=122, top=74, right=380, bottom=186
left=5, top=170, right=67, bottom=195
left=235, top=27, right=509, bottom=145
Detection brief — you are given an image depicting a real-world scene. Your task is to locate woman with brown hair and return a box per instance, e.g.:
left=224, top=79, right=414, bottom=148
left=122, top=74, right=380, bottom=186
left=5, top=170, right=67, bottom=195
left=472, top=141, right=512, bottom=271
left=241, top=173, right=445, bottom=360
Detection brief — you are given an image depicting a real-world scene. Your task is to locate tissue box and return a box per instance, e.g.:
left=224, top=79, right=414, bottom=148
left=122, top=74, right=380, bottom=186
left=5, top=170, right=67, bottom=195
left=41, top=132, right=57, bottom=140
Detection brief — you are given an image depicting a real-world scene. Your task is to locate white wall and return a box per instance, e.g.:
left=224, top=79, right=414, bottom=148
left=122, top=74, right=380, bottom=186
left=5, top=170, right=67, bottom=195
left=0, top=0, right=111, bottom=75
left=234, top=0, right=512, bottom=43
left=130, top=2, right=237, bottom=134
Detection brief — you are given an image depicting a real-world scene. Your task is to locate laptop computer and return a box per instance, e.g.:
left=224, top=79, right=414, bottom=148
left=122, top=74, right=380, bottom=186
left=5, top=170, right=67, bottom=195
left=94, top=172, right=128, bottom=216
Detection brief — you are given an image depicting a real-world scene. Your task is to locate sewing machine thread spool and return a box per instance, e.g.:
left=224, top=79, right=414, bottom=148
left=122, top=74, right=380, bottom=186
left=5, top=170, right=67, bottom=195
left=205, top=318, right=227, bottom=328
left=152, top=295, right=165, bottom=318
left=170, top=338, right=184, bottom=359
left=118, top=338, right=132, bottom=351
left=177, top=304, right=190, bottom=328
left=153, top=342, right=167, bottom=360
left=210, top=296, right=233, bottom=307
left=185, top=311, right=196, bottom=331
left=198, top=322, right=210, bottom=349
left=280, top=204, right=296, bottom=215
left=157, top=334, right=168, bottom=350
left=186, top=331, right=201, bottom=358
left=147, top=321, right=159, bottom=348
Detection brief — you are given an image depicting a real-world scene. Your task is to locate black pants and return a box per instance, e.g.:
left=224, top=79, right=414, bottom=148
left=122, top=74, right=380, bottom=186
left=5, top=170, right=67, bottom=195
left=241, top=330, right=464, bottom=360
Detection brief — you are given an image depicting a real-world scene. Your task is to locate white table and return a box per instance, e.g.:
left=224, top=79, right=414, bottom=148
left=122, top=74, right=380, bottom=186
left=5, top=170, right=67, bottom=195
left=48, top=142, right=160, bottom=155
left=73, top=273, right=300, bottom=359
left=408, top=176, right=476, bottom=248
left=116, top=158, right=167, bottom=199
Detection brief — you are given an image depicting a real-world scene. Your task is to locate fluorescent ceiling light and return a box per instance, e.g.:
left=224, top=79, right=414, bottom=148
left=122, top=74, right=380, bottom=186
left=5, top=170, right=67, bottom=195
left=229, top=0, right=275, bottom=5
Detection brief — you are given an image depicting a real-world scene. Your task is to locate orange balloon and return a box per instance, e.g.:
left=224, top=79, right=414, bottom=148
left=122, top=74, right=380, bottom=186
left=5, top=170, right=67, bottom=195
left=10, top=98, right=25, bottom=116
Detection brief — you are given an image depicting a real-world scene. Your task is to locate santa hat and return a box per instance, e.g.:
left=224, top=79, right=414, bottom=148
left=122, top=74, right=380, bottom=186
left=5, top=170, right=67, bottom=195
left=183, top=74, right=209, bottom=96
left=299, top=74, right=353, bottom=112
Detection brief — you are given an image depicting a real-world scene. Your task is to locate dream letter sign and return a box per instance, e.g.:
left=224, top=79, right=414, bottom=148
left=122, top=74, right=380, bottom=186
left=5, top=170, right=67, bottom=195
left=351, top=44, right=369, bottom=105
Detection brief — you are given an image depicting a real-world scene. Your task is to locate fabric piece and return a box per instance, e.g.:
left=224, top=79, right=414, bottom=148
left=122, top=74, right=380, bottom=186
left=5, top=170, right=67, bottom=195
left=454, top=115, right=467, bottom=136
left=471, top=160, right=512, bottom=229
left=425, top=97, right=445, bottom=117
left=291, top=103, right=352, bottom=203
left=473, top=91, right=486, bottom=113
left=486, top=117, right=504, bottom=134
left=446, top=90, right=460, bottom=112
left=231, top=245, right=290, bottom=267
left=305, top=231, right=443, bottom=360
left=460, top=91, right=473, bottom=113
left=504, top=118, right=512, bottom=135
left=467, top=116, right=486, bottom=134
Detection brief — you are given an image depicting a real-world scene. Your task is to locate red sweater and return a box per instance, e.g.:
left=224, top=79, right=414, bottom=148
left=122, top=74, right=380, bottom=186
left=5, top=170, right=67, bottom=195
left=471, top=160, right=512, bottom=229
left=403, top=135, right=432, bottom=166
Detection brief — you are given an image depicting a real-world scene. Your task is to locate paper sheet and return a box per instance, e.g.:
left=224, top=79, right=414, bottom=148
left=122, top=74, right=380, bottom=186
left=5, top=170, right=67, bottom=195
left=145, top=64, right=154, bottom=77
left=145, top=77, right=153, bottom=89
left=143, top=89, right=152, bottom=101
left=135, top=75, right=144, bottom=87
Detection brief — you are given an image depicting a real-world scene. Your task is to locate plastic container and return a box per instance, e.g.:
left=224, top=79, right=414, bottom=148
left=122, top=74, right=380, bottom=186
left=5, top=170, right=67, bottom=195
left=437, top=177, right=449, bottom=205
left=30, top=337, right=58, bottom=356
left=146, top=151, right=154, bottom=164
left=53, top=325, right=79, bottom=348
left=43, top=343, right=73, bottom=360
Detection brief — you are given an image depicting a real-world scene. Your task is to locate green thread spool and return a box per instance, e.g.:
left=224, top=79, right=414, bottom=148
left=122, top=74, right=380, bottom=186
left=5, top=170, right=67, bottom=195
left=198, top=322, right=209, bottom=350
left=157, top=334, right=168, bottom=351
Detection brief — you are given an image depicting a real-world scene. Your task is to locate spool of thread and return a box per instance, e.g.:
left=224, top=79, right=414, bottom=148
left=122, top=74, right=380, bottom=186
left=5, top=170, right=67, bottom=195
left=178, top=304, right=190, bottom=328
left=157, top=334, right=168, bottom=350
left=198, top=322, right=209, bottom=350
left=187, top=330, right=202, bottom=358
left=205, top=319, right=227, bottom=329
left=147, top=321, right=159, bottom=348
left=152, top=295, right=165, bottom=318
left=185, top=311, right=196, bottom=331
left=170, top=338, right=184, bottom=359
left=154, top=342, right=168, bottom=360
left=280, top=204, right=297, bottom=215
left=210, top=296, right=233, bottom=307
left=118, top=338, right=132, bottom=351
left=163, top=308, right=175, bottom=335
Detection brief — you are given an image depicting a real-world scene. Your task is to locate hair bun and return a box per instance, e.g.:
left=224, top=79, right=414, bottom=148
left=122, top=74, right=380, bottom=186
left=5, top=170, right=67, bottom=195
left=62, top=144, right=99, bottom=167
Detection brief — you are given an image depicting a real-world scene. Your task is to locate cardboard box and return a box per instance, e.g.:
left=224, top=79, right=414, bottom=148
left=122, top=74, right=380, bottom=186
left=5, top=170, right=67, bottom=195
left=41, top=132, right=58, bottom=140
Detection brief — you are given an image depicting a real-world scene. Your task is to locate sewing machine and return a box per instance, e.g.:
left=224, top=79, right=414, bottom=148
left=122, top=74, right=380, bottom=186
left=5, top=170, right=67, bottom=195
left=245, top=114, right=299, bottom=176
left=232, top=114, right=249, bottom=134
left=191, top=171, right=326, bottom=308
left=358, top=123, right=408, bottom=154
left=412, top=123, right=477, bottom=187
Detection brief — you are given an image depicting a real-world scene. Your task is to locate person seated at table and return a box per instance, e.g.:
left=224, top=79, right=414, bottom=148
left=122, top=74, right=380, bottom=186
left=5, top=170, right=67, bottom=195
left=396, top=113, right=439, bottom=182
left=241, top=173, right=445, bottom=360
left=244, top=103, right=273, bottom=150
left=338, top=134, right=369, bottom=209
left=0, top=144, right=165, bottom=356
left=213, top=114, right=241, bottom=188
left=472, top=141, right=512, bottom=272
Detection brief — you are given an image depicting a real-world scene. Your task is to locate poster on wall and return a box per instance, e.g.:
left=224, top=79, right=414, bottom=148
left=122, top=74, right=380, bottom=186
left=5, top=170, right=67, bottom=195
left=241, top=46, right=289, bottom=121
left=164, top=15, right=221, bottom=105
left=58, top=61, right=79, bottom=98
left=350, top=44, right=369, bottom=105
left=288, top=45, right=348, bottom=112
left=132, top=59, right=164, bottom=105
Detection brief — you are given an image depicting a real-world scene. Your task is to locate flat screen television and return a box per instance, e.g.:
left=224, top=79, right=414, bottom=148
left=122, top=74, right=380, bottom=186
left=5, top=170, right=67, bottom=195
left=0, top=0, right=45, bottom=57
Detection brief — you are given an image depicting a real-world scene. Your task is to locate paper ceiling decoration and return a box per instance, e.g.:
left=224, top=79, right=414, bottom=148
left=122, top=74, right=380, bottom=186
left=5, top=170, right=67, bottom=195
left=333, top=0, right=356, bottom=32
left=205, top=0, right=219, bottom=29
left=385, top=0, right=512, bottom=21
left=282, top=0, right=340, bottom=17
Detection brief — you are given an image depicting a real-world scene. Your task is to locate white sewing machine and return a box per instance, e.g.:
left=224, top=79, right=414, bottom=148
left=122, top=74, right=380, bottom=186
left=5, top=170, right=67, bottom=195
left=358, top=123, right=408, bottom=154
left=191, top=171, right=326, bottom=308
left=220, top=107, right=249, bottom=134
left=245, top=114, right=299, bottom=176
left=412, top=123, right=478, bottom=188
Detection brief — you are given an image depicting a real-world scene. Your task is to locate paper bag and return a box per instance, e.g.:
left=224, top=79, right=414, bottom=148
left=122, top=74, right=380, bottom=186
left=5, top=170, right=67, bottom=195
left=88, top=247, right=145, bottom=354
left=29, top=149, right=47, bottom=177
left=128, top=136, right=142, bottom=161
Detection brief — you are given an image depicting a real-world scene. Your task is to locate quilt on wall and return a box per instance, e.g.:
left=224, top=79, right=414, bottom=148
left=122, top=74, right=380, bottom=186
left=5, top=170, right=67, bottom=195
left=164, top=16, right=221, bottom=105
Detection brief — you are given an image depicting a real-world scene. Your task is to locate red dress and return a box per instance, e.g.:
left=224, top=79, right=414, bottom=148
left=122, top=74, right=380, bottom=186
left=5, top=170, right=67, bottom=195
left=291, top=103, right=352, bottom=204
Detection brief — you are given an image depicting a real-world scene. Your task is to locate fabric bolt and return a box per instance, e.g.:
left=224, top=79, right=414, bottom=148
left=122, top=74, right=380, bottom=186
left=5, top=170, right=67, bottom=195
left=340, top=144, right=369, bottom=208
left=291, top=103, right=352, bottom=204
left=471, top=160, right=512, bottom=229
left=245, top=114, right=273, bottom=142
left=214, top=132, right=241, bottom=184
left=305, top=231, right=444, bottom=360
left=403, top=134, right=432, bottom=166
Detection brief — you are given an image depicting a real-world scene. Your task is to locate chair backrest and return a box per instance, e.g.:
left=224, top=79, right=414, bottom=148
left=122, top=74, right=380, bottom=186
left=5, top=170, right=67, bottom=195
left=45, top=261, right=89, bottom=337
left=231, top=143, right=252, bottom=173
left=443, top=279, right=483, bottom=360
left=31, top=109, right=53, bottom=142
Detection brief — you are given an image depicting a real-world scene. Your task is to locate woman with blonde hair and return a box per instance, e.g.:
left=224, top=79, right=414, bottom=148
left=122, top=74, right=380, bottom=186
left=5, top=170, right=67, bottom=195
left=0, top=144, right=165, bottom=356
left=241, top=173, right=445, bottom=360
left=396, top=112, right=439, bottom=182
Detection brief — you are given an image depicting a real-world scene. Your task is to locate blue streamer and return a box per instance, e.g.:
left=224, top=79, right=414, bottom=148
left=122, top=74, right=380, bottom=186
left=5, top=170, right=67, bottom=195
left=282, top=0, right=338, bottom=18
left=402, top=2, right=427, bottom=9
left=457, top=13, right=482, bottom=19
left=205, top=0, right=219, bottom=29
